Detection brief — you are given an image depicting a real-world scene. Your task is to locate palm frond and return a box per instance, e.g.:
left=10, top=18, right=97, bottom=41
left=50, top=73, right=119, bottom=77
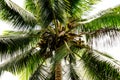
left=2, top=30, right=41, bottom=36
left=2, top=30, right=27, bottom=36
left=94, top=50, right=114, bottom=59
left=93, top=50, right=120, bottom=68
left=39, top=0, right=68, bottom=28
left=0, top=34, right=39, bottom=54
left=0, top=0, right=37, bottom=29
left=83, top=13, right=120, bottom=32
left=18, top=47, right=52, bottom=80
left=25, top=0, right=37, bottom=15
left=81, top=5, right=120, bottom=32
left=70, top=43, right=89, bottom=59
left=54, top=41, right=72, bottom=62
left=81, top=51, right=120, bottom=80
left=86, top=28, right=119, bottom=36
left=29, top=65, right=48, bottom=80
left=0, top=48, right=45, bottom=75
left=68, top=55, right=80, bottom=80
left=20, top=60, right=49, bottom=80
left=87, top=29, right=120, bottom=49
left=39, top=0, right=100, bottom=28
left=67, top=0, right=100, bottom=17
left=69, top=64, right=80, bottom=80
left=84, top=28, right=119, bottom=43
left=29, top=58, right=56, bottom=80
left=45, top=65, right=55, bottom=80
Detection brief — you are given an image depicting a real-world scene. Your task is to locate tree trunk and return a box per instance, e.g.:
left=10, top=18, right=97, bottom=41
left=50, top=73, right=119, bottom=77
left=55, top=61, right=62, bottom=80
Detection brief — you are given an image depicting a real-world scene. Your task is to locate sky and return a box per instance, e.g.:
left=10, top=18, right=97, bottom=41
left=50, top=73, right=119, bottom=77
left=1, top=0, right=120, bottom=80
left=85, top=0, right=120, bottom=17
left=0, top=71, right=19, bottom=80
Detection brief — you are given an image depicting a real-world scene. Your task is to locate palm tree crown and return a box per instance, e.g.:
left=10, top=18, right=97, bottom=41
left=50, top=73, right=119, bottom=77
left=0, top=0, right=120, bottom=80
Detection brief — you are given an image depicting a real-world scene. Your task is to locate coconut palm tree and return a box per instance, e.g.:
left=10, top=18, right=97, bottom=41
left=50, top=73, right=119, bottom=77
left=0, top=0, right=120, bottom=80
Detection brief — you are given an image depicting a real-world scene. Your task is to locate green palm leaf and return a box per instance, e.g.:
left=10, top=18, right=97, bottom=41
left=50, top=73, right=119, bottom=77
left=39, top=0, right=100, bottom=28
left=29, top=65, right=50, bottom=80
left=0, top=34, right=38, bottom=54
left=82, top=5, right=120, bottom=32
left=25, top=0, right=37, bottom=15
left=0, top=0, right=37, bottom=29
left=68, top=0, right=99, bottom=17
left=68, top=58, right=80, bottom=80
left=39, top=0, right=67, bottom=28
left=54, top=41, right=73, bottom=62
left=83, top=13, right=120, bottom=32
left=2, top=30, right=27, bottom=36
left=69, top=64, right=80, bottom=80
left=0, top=48, right=45, bottom=75
left=82, top=51, right=120, bottom=80
left=69, top=45, right=120, bottom=80
left=18, top=47, right=52, bottom=80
